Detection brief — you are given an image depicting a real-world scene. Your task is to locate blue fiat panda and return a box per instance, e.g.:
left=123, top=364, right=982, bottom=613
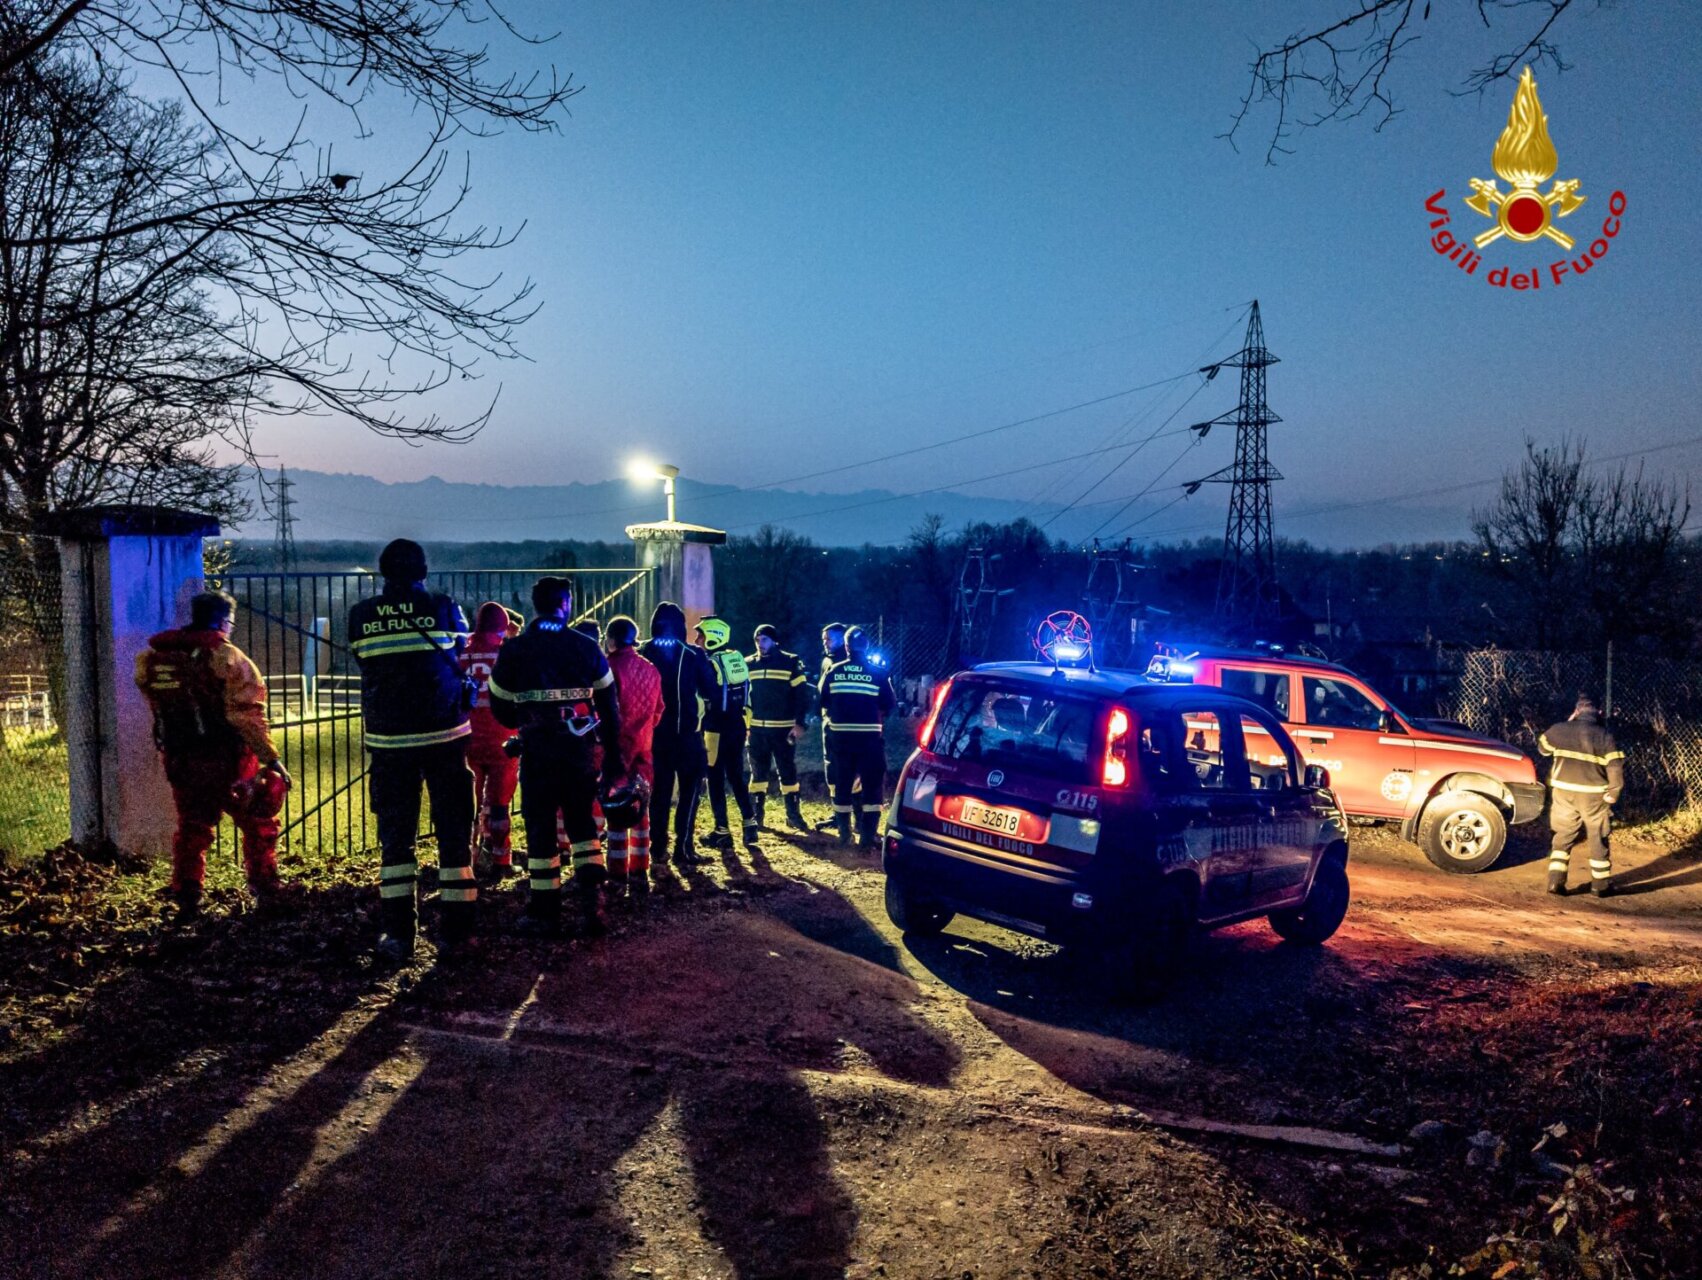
left=882, top=661, right=1351, bottom=999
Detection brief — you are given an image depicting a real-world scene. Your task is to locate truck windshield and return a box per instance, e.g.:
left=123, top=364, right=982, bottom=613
left=927, top=680, right=1100, bottom=782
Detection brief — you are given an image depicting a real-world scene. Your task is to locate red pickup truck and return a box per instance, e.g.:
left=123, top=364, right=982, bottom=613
left=1145, top=647, right=1544, bottom=872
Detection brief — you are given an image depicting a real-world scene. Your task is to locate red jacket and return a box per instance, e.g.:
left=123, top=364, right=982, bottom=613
left=460, top=602, right=516, bottom=755
left=609, top=646, right=664, bottom=774
left=134, top=629, right=276, bottom=761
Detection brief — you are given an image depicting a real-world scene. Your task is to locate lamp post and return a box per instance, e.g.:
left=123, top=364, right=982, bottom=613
left=628, top=460, right=681, bottom=523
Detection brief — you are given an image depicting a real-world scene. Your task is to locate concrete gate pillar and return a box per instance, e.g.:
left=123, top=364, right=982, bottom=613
left=50, top=506, right=220, bottom=858
left=625, top=520, right=726, bottom=636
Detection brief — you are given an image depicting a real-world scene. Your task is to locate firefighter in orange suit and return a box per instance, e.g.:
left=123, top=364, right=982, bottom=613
left=1539, top=694, right=1625, bottom=898
left=134, top=590, right=291, bottom=917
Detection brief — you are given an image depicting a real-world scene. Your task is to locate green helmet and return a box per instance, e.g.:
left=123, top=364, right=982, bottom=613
left=698, top=615, right=732, bottom=651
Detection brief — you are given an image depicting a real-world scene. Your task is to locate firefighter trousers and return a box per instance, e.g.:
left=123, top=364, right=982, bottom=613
left=163, top=749, right=279, bottom=895
left=370, top=740, right=477, bottom=942
left=651, top=730, right=706, bottom=859
left=747, top=726, right=800, bottom=797
left=1549, top=790, right=1613, bottom=885
left=518, top=734, right=604, bottom=922
left=829, top=731, right=886, bottom=840
left=705, top=720, right=754, bottom=835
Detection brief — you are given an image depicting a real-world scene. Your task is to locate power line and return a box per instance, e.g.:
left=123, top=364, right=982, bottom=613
left=722, top=429, right=1208, bottom=532
left=1133, top=433, right=1702, bottom=543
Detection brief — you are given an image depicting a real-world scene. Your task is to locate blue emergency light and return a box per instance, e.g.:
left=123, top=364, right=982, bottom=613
left=1034, top=610, right=1094, bottom=670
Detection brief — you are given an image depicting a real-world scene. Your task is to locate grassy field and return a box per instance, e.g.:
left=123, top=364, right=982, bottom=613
left=0, top=728, right=72, bottom=861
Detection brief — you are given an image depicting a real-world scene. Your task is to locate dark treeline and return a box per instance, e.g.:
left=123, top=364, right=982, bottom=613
left=234, top=438, right=1698, bottom=675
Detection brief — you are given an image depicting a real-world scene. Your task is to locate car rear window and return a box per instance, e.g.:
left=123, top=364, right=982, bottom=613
left=927, top=681, right=1101, bottom=782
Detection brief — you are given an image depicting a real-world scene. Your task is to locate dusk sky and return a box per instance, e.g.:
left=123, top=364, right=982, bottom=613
left=230, top=1, right=1702, bottom=546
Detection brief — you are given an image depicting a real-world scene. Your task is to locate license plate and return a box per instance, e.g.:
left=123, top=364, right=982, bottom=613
left=936, top=794, right=1049, bottom=843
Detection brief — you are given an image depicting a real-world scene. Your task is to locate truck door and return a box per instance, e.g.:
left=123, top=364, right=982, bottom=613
left=1296, top=673, right=1416, bottom=817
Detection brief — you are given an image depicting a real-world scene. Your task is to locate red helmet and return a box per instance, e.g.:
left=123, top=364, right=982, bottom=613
left=600, top=777, right=649, bottom=832
left=230, top=764, right=290, bottom=821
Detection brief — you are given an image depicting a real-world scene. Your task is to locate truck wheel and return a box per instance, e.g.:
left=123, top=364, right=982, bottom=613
left=1416, top=791, right=1507, bottom=873
left=1104, top=877, right=1194, bottom=1004
left=884, top=876, right=953, bottom=937
left=1269, top=858, right=1350, bottom=945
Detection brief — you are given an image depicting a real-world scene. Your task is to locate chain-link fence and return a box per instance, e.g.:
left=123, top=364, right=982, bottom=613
left=0, top=535, right=82, bottom=860
left=1444, top=646, right=1702, bottom=816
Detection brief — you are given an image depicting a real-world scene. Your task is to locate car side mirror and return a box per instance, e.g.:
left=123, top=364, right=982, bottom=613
left=1378, top=710, right=1394, bottom=733
left=1304, top=763, right=1331, bottom=790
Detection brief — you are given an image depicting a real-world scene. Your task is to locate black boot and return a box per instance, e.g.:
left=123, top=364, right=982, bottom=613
left=834, top=813, right=853, bottom=846
left=753, top=794, right=767, bottom=827
left=705, top=828, right=734, bottom=852
left=1547, top=870, right=1567, bottom=895
left=742, top=819, right=761, bottom=850
left=577, top=882, right=608, bottom=938
left=857, top=810, right=881, bottom=851
left=1591, top=878, right=1615, bottom=899
left=784, top=793, right=808, bottom=832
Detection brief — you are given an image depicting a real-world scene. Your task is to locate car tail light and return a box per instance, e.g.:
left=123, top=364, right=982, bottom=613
left=1102, top=706, right=1131, bottom=787
left=919, top=677, right=953, bottom=748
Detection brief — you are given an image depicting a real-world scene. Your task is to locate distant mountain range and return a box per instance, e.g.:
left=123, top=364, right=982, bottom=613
left=230, top=468, right=1472, bottom=548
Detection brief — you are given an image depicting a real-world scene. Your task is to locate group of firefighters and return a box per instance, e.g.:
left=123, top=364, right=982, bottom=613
left=135, top=539, right=899, bottom=958
left=134, top=537, right=1629, bottom=960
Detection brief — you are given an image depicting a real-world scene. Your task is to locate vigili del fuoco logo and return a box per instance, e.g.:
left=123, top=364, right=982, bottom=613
left=1424, top=66, right=1625, bottom=291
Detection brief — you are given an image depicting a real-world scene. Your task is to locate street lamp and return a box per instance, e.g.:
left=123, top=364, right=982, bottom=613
left=627, top=459, right=681, bottom=523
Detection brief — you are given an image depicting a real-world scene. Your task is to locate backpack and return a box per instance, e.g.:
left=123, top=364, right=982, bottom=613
left=139, top=645, right=238, bottom=754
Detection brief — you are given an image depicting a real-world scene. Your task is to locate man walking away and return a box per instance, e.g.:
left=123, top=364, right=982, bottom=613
left=696, top=615, right=758, bottom=852
left=639, top=601, right=718, bottom=867
left=348, top=539, right=476, bottom=961
left=604, top=615, right=664, bottom=889
left=463, top=601, right=520, bottom=879
left=1539, top=694, right=1625, bottom=898
left=820, top=625, right=896, bottom=850
left=747, top=623, right=811, bottom=831
left=490, top=577, right=624, bottom=937
left=135, top=590, right=292, bottom=918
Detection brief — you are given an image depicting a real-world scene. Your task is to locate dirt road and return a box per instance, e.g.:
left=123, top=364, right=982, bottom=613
left=3, top=814, right=1699, bottom=1278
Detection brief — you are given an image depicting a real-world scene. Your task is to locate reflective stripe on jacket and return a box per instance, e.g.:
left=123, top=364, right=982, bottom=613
left=348, top=587, right=470, bottom=749
left=747, top=648, right=810, bottom=728
left=819, top=658, right=895, bottom=734
left=1538, top=714, right=1624, bottom=801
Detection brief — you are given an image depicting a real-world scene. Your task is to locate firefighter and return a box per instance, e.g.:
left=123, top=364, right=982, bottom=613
left=746, top=623, right=810, bottom=831
left=819, top=625, right=896, bottom=849
left=134, top=590, right=292, bottom=918
left=604, top=615, right=663, bottom=889
left=489, top=577, right=625, bottom=936
left=462, top=601, right=520, bottom=879
left=348, top=539, right=476, bottom=961
left=1539, top=694, right=1625, bottom=898
left=815, top=621, right=850, bottom=832
left=639, top=602, right=718, bottom=867
left=696, top=615, right=758, bottom=852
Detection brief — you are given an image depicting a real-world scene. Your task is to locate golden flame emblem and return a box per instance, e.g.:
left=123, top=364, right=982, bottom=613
left=1463, top=67, right=1585, bottom=250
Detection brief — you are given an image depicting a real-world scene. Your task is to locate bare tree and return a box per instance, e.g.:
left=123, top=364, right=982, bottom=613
left=0, top=0, right=579, bottom=449
left=1473, top=437, right=1690, bottom=650
left=1226, top=0, right=1609, bottom=163
left=0, top=60, right=251, bottom=536
left=1577, top=464, right=1691, bottom=647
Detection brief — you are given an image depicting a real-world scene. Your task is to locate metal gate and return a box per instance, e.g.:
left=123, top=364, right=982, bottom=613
left=216, top=566, right=656, bottom=858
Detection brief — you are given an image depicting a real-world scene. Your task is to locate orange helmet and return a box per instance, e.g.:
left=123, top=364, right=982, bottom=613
left=230, top=764, right=290, bottom=820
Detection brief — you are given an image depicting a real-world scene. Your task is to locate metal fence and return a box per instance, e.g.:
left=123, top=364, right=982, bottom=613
left=1444, top=646, right=1702, bottom=816
left=216, top=566, right=656, bottom=858
left=0, top=535, right=86, bottom=859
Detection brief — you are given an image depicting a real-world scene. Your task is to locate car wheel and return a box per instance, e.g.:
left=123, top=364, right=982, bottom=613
left=1269, top=858, right=1350, bottom=945
left=1104, top=877, right=1194, bottom=1004
left=1416, top=791, right=1507, bottom=873
left=884, top=875, right=952, bottom=937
